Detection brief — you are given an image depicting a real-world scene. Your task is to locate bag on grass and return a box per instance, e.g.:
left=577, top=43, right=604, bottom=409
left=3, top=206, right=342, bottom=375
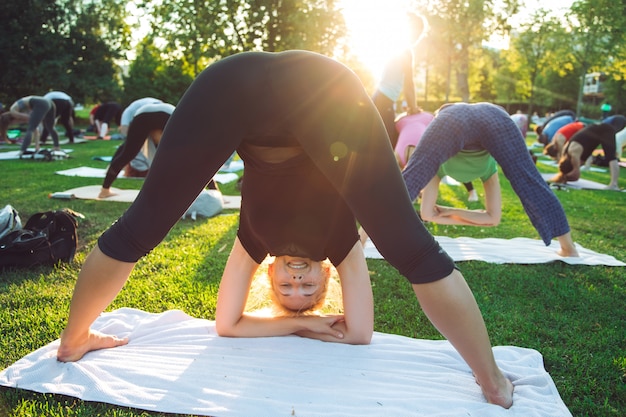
left=0, top=209, right=81, bottom=268
left=0, top=204, right=22, bottom=240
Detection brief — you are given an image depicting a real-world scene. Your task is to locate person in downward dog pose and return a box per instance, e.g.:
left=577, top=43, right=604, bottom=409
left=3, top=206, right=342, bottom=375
left=401, top=102, right=579, bottom=258
left=56, top=51, right=513, bottom=408
left=41, top=91, right=76, bottom=144
left=551, top=116, right=626, bottom=191
left=1, top=96, right=60, bottom=156
left=99, top=102, right=175, bottom=198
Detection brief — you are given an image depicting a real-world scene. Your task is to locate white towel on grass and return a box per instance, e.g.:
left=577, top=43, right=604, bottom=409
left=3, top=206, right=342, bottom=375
left=0, top=148, right=73, bottom=160
left=51, top=185, right=242, bottom=210
left=55, top=166, right=239, bottom=184
left=364, top=237, right=625, bottom=266
left=538, top=159, right=607, bottom=173
left=538, top=172, right=621, bottom=190
left=0, top=308, right=572, bottom=417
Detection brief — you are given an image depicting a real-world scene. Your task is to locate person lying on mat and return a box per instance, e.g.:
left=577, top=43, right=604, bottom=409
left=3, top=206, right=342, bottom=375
left=399, top=102, right=579, bottom=258
left=99, top=102, right=175, bottom=198
left=550, top=116, right=626, bottom=191
left=56, top=51, right=513, bottom=408
left=0, top=96, right=60, bottom=155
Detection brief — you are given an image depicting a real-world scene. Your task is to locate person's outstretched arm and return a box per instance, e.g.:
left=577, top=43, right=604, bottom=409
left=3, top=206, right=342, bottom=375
left=215, top=238, right=364, bottom=343
left=57, top=246, right=134, bottom=362
left=420, top=174, right=502, bottom=226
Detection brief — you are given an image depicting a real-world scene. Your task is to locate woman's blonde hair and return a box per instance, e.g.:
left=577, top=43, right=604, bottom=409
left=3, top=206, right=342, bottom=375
left=245, top=256, right=343, bottom=317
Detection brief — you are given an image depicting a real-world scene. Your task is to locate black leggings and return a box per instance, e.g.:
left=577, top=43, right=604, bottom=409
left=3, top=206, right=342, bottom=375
left=102, top=111, right=170, bottom=189
left=41, top=98, right=74, bottom=144
left=372, top=91, right=399, bottom=148
left=99, top=51, right=454, bottom=284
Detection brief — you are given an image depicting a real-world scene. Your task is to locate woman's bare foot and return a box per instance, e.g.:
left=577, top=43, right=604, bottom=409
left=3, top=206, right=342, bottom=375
left=475, top=373, right=514, bottom=409
left=557, top=233, right=579, bottom=257
left=98, top=188, right=118, bottom=199
left=557, top=247, right=579, bottom=257
left=57, top=329, right=128, bottom=362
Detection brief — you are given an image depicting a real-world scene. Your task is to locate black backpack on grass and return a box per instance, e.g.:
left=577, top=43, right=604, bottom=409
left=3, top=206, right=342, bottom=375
left=0, top=209, right=81, bottom=268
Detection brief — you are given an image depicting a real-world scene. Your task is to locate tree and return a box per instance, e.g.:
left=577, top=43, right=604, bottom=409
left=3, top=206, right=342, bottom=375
left=510, top=10, right=563, bottom=121
left=563, top=0, right=626, bottom=116
left=0, top=0, right=130, bottom=105
left=416, top=0, right=520, bottom=102
left=149, top=0, right=346, bottom=77
left=122, top=36, right=194, bottom=105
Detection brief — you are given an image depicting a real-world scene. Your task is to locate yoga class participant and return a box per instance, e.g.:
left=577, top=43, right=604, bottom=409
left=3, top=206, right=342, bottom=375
left=56, top=51, right=513, bottom=408
left=99, top=102, right=175, bottom=198
left=371, top=12, right=427, bottom=148
left=395, top=110, right=478, bottom=202
left=41, top=91, right=76, bottom=144
left=543, top=121, right=586, bottom=160
left=92, top=102, right=122, bottom=139
left=401, top=102, right=579, bottom=258
left=119, top=97, right=163, bottom=136
left=1, top=96, right=59, bottom=155
left=551, top=117, right=626, bottom=191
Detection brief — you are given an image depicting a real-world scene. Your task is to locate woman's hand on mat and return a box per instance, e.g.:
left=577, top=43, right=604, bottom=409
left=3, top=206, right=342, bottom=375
left=98, top=187, right=118, bottom=199
left=57, top=329, right=129, bottom=362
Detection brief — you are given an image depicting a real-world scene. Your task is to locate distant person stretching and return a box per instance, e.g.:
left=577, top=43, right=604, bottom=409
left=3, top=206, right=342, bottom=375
left=371, top=12, right=427, bottom=148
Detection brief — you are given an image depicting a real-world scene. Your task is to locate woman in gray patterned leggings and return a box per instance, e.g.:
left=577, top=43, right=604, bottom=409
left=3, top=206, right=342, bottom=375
left=402, top=102, right=578, bottom=257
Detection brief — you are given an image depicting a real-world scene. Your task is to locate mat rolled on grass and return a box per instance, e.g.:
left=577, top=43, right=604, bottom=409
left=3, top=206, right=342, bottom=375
left=0, top=308, right=573, bottom=417
left=50, top=185, right=241, bottom=210
left=364, top=237, right=625, bottom=266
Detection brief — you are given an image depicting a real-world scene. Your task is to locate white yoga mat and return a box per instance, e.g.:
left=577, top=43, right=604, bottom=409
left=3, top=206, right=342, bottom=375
left=51, top=185, right=242, bottom=209
left=538, top=159, right=607, bottom=173
left=0, top=308, right=572, bottom=417
left=539, top=172, right=622, bottom=190
left=364, top=237, right=625, bottom=266
left=0, top=149, right=73, bottom=160
left=55, top=166, right=239, bottom=184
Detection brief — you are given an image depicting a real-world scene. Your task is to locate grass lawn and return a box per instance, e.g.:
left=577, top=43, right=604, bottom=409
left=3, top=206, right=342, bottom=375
left=0, top=129, right=625, bottom=417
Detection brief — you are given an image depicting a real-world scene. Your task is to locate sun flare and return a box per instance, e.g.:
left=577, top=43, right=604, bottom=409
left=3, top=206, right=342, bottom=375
left=339, top=0, right=418, bottom=79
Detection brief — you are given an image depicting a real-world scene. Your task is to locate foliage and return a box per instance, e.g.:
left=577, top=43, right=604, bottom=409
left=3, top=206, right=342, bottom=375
left=417, top=0, right=521, bottom=101
left=147, top=0, right=346, bottom=77
left=121, top=37, right=194, bottom=106
left=0, top=0, right=129, bottom=105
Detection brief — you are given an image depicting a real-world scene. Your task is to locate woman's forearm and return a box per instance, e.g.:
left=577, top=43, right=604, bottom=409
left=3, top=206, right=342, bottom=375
left=433, top=206, right=499, bottom=226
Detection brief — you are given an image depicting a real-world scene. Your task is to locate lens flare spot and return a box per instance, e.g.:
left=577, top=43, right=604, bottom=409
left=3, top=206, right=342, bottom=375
left=330, top=142, right=348, bottom=161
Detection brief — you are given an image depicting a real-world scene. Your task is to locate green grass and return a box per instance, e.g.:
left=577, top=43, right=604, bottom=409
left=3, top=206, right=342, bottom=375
left=1, top=130, right=625, bottom=417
